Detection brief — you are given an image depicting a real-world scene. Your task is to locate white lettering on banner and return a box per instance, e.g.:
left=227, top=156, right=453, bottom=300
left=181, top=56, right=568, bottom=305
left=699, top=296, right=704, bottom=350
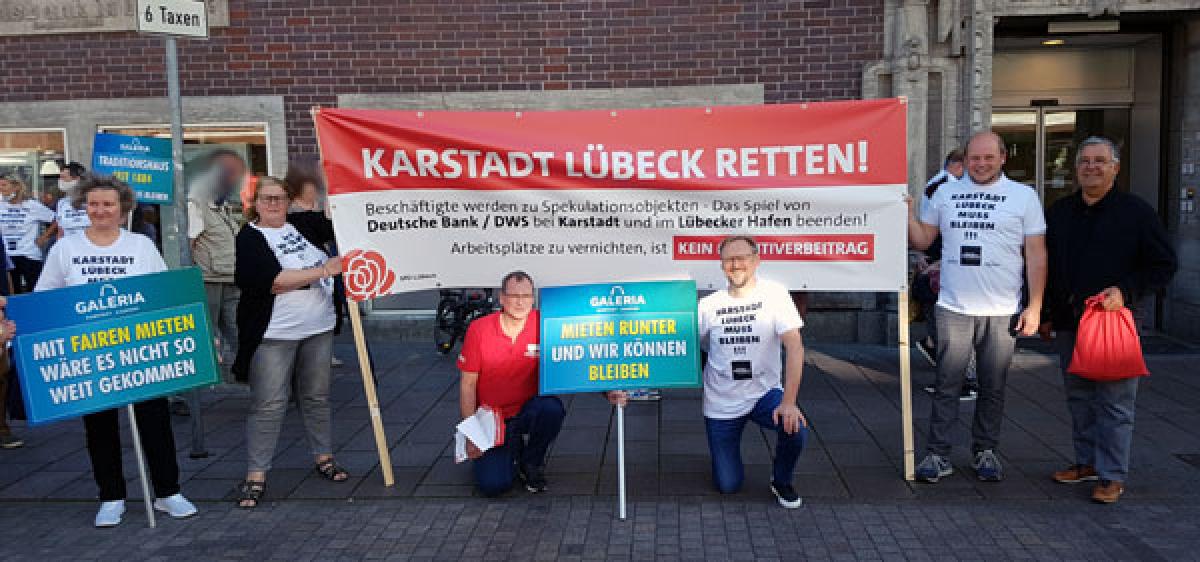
left=358, top=143, right=870, bottom=181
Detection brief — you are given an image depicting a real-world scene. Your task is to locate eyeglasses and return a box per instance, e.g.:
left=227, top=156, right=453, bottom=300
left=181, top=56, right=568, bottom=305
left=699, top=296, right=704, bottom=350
left=256, top=194, right=288, bottom=205
left=1078, top=158, right=1114, bottom=168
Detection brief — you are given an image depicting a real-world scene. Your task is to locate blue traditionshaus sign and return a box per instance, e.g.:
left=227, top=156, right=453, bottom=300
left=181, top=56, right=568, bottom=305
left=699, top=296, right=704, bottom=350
left=91, top=132, right=175, bottom=204
left=540, top=280, right=701, bottom=394
left=8, top=268, right=218, bottom=425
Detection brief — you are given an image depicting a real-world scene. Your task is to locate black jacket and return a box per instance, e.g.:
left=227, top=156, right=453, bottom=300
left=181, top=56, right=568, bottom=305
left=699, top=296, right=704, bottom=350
left=1044, top=188, right=1177, bottom=331
left=232, top=216, right=339, bottom=381
left=232, top=225, right=283, bottom=382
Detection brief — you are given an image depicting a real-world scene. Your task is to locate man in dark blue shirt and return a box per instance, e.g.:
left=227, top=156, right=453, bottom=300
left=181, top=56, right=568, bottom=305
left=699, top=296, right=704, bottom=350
left=1041, top=136, right=1177, bottom=504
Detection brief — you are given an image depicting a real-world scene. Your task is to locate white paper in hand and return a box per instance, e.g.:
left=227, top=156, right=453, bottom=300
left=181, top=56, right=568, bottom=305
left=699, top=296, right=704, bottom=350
left=454, top=406, right=506, bottom=463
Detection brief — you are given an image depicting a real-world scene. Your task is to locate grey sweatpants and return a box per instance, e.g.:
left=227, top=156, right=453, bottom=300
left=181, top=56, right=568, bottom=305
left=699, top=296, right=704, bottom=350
left=246, top=331, right=334, bottom=473
left=926, top=306, right=1017, bottom=456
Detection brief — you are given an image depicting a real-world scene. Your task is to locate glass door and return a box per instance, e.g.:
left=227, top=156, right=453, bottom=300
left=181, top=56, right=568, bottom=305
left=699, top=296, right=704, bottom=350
left=991, top=107, right=1130, bottom=208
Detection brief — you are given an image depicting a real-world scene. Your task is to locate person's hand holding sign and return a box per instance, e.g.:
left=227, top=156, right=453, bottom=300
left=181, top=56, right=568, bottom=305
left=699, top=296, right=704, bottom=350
left=0, top=296, right=15, bottom=346
left=605, top=390, right=629, bottom=407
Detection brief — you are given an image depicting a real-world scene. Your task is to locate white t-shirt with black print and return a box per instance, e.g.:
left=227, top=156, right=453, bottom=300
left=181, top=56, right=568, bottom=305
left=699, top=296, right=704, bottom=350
left=35, top=230, right=166, bottom=290
left=252, top=222, right=335, bottom=340
left=920, top=174, right=1046, bottom=316
left=0, top=199, right=55, bottom=259
left=698, top=279, right=804, bottom=419
left=56, top=197, right=91, bottom=238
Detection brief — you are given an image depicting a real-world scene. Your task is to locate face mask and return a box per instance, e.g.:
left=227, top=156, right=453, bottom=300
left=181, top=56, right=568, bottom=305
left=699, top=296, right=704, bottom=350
left=60, top=179, right=78, bottom=191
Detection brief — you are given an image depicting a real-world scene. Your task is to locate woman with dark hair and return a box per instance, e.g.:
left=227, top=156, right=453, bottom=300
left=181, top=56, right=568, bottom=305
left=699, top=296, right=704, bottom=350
left=0, top=175, right=56, bottom=292
left=284, top=169, right=347, bottom=354
left=233, top=176, right=347, bottom=508
left=35, top=176, right=197, bottom=527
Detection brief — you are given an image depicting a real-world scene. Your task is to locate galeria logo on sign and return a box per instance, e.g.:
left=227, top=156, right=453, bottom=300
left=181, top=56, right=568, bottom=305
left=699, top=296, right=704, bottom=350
left=74, top=283, right=147, bottom=315
left=589, top=286, right=646, bottom=308
left=117, top=137, right=151, bottom=153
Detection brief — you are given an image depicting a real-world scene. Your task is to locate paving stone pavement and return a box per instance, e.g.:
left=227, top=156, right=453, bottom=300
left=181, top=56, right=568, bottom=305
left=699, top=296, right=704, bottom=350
left=2, top=330, right=1200, bottom=560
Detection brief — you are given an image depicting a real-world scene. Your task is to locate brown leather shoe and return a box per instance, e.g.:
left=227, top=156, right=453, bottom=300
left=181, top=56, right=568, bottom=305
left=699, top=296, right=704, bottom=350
left=1052, top=464, right=1098, bottom=483
left=1091, top=480, right=1124, bottom=504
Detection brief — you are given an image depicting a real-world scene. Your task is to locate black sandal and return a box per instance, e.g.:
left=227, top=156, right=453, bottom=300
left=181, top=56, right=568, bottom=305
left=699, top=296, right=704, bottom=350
left=315, top=458, right=349, bottom=482
left=237, top=480, right=265, bottom=508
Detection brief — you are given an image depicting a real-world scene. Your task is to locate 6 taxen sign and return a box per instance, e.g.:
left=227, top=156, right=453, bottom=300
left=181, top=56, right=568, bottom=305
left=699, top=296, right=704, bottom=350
left=137, top=0, right=209, bottom=38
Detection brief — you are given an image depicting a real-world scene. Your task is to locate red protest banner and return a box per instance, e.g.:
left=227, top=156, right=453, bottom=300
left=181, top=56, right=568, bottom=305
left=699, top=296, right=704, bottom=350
left=315, top=100, right=908, bottom=298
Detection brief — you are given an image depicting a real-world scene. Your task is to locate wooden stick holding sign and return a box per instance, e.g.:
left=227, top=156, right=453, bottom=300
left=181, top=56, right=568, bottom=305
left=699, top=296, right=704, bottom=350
left=898, top=288, right=916, bottom=481
left=311, top=106, right=394, bottom=487
left=345, top=298, right=394, bottom=487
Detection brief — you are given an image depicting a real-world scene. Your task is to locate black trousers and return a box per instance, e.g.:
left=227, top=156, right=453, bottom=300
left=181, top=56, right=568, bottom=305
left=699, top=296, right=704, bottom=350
left=10, top=256, right=42, bottom=294
left=82, top=398, right=181, bottom=501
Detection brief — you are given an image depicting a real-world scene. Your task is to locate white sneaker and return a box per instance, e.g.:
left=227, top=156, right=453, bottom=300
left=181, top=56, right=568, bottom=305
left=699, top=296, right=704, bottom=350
left=94, top=500, right=125, bottom=528
left=331, top=356, right=345, bottom=367
left=153, top=493, right=198, bottom=519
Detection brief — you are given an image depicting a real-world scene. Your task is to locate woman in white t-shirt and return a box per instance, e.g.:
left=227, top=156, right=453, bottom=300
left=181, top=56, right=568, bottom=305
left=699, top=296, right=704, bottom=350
left=35, top=176, right=198, bottom=528
left=232, top=176, right=346, bottom=508
left=0, top=176, right=57, bottom=292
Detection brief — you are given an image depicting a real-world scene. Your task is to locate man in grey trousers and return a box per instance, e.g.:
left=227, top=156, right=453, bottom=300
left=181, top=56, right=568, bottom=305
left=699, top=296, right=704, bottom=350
left=907, top=131, right=1048, bottom=482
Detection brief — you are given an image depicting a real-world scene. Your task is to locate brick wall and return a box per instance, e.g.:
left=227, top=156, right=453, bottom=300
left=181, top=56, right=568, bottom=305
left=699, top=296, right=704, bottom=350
left=0, top=0, right=885, bottom=158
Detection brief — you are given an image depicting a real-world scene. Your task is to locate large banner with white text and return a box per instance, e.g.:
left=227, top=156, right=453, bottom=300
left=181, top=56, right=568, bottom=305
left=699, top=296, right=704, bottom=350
left=315, top=100, right=908, bottom=299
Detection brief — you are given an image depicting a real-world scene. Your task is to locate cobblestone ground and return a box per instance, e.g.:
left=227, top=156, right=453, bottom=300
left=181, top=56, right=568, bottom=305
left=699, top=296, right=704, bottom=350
left=1, top=497, right=1198, bottom=561
left=2, top=334, right=1199, bottom=560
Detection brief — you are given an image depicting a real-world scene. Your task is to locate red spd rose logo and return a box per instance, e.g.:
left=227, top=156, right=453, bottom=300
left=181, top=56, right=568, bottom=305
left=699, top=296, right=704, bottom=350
left=342, top=250, right=396, bottom=301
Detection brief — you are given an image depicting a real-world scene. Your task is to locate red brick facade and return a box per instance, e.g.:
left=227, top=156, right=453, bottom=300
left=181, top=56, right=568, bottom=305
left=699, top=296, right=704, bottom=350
left=0, top=1, right=884, bottom=158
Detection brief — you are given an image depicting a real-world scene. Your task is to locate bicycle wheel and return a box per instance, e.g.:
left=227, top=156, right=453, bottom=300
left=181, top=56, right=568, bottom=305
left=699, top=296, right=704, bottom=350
left=434, top=299, right=460, bottom=354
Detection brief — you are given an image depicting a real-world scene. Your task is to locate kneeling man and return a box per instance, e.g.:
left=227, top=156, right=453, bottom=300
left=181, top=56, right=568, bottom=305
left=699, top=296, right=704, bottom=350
left=699, top=236, right=808, bottom=508
left=458, top=271, right=623, bottom=496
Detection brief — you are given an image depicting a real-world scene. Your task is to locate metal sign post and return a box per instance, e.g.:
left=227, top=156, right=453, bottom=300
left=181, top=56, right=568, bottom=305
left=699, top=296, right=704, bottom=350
left=616, top=404, right=627, bottom=520
left=138, top=0, right=210, bottom=463
left=126, top=405, right=157, bottom=528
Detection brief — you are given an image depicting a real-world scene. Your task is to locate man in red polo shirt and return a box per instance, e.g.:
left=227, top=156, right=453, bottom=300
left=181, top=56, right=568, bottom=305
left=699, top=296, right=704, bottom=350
left=459, top=271, right=624, bottom=496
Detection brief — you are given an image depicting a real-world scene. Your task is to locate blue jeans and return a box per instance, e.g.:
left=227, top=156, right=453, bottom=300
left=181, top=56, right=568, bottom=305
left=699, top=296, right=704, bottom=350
left=704, top=389, right=808, bottom=493
left=473, top=395, right=566, bottom=497
left=1056, top=331, right=1140, bottom=482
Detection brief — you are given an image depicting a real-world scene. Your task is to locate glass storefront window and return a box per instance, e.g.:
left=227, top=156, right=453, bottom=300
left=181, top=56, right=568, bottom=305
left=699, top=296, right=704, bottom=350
left=0, top=128, right=68, bottom=197
left=96, top=123, right=270, bottom=175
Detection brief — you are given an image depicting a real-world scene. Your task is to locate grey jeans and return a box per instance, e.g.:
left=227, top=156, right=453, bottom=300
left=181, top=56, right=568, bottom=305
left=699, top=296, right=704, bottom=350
left=927, top=306, right=1017, bottom=456
left=205, top=281, right=240, bottom=382
left=1055, top=331, right=1139, bottom=482
left=246, top=330, right=334, bottom=473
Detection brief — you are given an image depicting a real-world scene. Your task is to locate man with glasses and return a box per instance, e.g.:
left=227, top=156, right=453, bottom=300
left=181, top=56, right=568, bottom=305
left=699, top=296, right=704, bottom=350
left=908, top=131, right=1048, bottom=483
left=457, top=271, right=626, bottom=496
left=1041, top=136, right=1176, bottom=503
left=698, top=235, right=808, bottom=508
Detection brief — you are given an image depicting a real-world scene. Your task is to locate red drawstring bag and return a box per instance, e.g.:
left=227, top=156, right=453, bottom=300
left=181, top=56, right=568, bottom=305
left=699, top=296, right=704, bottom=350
left=1067, top=295, right=1150, bottom=381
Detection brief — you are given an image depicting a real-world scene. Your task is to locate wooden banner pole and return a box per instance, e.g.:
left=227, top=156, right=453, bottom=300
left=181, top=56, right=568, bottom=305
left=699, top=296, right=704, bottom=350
left=347, top=298, right=395, bottom=487
left=898, top=288, right=915, bottom=481
left=312, top=106, right=393, bottom=487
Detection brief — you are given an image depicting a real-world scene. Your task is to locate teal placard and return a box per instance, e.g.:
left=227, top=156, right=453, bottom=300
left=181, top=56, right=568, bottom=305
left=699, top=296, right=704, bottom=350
left=539, top=280, right=701, bottom=394
left=8, top=268, right=218, bottom=425
left=91, top=133, right=175, bottom=205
